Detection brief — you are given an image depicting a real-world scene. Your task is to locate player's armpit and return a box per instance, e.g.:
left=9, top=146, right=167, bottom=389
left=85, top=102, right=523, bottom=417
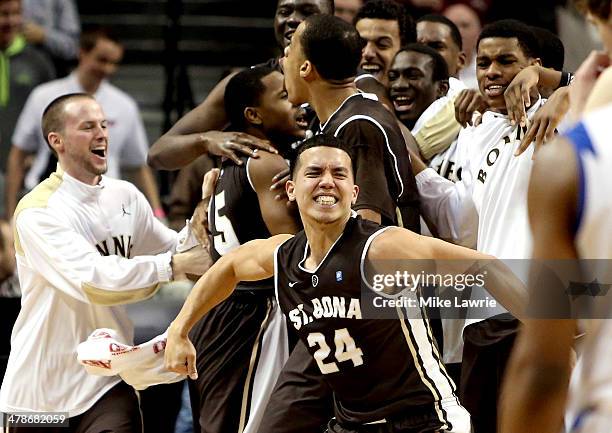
left=356, top=208, right=381, bottom=224
left=249, top=151, right=301, bottom=235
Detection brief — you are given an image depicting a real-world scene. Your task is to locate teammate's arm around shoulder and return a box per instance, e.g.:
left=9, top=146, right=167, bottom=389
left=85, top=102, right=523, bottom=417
left=367, top=227, right=527, bottom=317
left=248, top=150, right=301, bottom=234
left=165, top=234, right=292, bottom=377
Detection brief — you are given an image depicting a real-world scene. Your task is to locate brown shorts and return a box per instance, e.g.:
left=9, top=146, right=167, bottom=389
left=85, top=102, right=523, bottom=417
left=6, top=381, right=142, bottom=433
left=188, top=290, right=278, bottom=433
left=256, top=339, right=333, bottom=433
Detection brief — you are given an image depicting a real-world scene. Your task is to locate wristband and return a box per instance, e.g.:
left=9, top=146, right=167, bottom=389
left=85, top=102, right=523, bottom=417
left=153, top=207, right=166, bottom=218
left=557, top=71, right=574, bottom=89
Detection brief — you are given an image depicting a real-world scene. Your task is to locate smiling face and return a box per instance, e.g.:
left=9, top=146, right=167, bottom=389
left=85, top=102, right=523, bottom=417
left=49, top=98, right=109, bottom=185
left=287, top=146, right=358, bottom=227
left=389, top=50, right=441, bottom=128
left=356, top=18, right=401, bottom=85
left=256, top=71, right=307, bottom=144
left=274, top=0, right=331, bottom=49
left=79, top=37, right=124, bottom=87
left=476, top=37, right=535, bottom=113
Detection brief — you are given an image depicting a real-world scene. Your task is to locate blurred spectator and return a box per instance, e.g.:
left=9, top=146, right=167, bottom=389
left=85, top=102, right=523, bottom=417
left=5, top=27, right=164, bottom=219
left=395, top=0, right=444, bottom=17
left=335, top=0, right=363, bottom=23
left=21, top=0, right=80, bottom=75
left=0, top=0, right=55, bottom=217
left=443, top=2, right=481, bottom=88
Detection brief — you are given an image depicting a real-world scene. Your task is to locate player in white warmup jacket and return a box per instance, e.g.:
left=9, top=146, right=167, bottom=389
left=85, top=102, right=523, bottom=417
left=0, top=93, right=209, bottom=433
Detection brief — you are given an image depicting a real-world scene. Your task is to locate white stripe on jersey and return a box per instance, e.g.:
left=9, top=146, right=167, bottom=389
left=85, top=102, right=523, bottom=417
left=238, top=298, right=273, bottom=432
left=396, top=308, right=450, bottom=429
left=334, top=114, right=405, bottom=200
left=359, top=225, right=458, bottom=428
left=245, top=156, right=257, bottom=193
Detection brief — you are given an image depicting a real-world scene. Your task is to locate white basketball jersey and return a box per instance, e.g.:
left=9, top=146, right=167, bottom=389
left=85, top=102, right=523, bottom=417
left=564, top=104, right=612, bottom=432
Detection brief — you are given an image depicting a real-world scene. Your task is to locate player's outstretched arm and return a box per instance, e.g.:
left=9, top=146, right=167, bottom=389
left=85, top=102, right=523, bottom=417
left=165, top=234, right=292, bottom=377
left=499, top=137, right=579, bottom=433
left=367, top=228, right=527, bottom=318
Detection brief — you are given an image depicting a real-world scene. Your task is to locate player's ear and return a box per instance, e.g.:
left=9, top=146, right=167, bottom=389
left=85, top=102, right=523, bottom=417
left=456, top=51, right=467, bottom=73
left=530, top=57, right=542, bottom=67
left=48, top=132, right=63, bottom=154
left=244, top=107, right=262, bottom=126
left=436, top=79, right=449, bottom=98
left=300, top=60, right=314, bottom=81
left=351, top=185, right=359, bottom=205
left=286, top=179, right=296, bottom=201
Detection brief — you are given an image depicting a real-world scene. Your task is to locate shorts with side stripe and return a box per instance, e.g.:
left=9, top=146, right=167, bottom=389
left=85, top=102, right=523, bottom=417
left=188, top=289, right=289, bottom=433
left=326, top=398, right=471, bottom=433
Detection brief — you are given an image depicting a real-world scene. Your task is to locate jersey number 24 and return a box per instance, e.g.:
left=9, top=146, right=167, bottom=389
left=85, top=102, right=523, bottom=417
left=307, top=328, right=364, bottom=374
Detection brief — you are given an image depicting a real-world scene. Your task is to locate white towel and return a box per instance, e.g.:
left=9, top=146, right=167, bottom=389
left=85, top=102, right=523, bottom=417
left=77, top=328, right=185, bottom=390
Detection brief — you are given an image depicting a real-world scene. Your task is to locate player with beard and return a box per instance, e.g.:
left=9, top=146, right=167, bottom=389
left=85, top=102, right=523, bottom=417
left=147, top=0, right=334, bottom=170
left=187, top=66, right=306, bottom=433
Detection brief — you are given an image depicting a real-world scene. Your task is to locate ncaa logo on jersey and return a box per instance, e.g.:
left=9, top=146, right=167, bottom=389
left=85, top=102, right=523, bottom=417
left=336, top=271, right=343, bottom=282
left=312, top=275, right=319, bottom=287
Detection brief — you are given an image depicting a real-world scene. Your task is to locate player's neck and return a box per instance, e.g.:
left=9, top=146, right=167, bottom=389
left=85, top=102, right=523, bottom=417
left=302, top=215, right=350, bottom=270
left=76, top=68, right=102, bottom=95
left=243, top=127, right=278, bottom=151
left=310, top=82, right=359, bottom=124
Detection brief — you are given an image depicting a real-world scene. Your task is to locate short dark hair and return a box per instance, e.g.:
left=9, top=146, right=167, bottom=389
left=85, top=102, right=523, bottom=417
left=398, top=43, right=450, bottom=81
left=530, top=26, right=565, bottom=70
left=417, top=14, right=463, bottom=51
left=276, top=0, right=335, bottom=15
left=574, top=0, right=611, bottom=20
left=41, top=93, right=94, bottom=155
left=301, top=14, right=364, bottom=81
left=290, top=134, right=354, bottom=179
left=224, top=66, right=276, bottom=130
left=477, top=19, right=539, bottom=59
left=80, top=26, right=121, bottom=52
left=354, top=0, right=416, bottom=46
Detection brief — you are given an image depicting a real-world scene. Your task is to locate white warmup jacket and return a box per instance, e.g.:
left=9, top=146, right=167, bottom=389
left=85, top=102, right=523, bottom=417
left=0, top=167, right=195, bottom=416
left=415, top=99, right=546, bottom=324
